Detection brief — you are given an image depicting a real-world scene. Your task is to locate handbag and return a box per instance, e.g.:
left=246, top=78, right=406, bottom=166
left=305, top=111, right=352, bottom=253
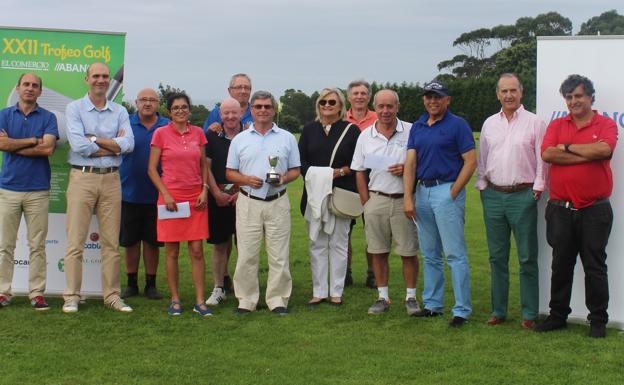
left=328, top=123, right=363, bottom=219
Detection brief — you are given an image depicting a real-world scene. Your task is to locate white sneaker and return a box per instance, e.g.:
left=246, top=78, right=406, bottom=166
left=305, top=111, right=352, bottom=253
left=109, top=298, right=133, bottom=313
left=62, top=299, right=79, bottom=313
left=205, top=287, right=226, bottom=306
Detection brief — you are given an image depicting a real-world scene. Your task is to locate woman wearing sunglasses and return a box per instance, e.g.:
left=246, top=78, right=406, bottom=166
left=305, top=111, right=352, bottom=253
left=298, top=88, right=360, bottom=306
left=148, top=92, right=211, bottom=317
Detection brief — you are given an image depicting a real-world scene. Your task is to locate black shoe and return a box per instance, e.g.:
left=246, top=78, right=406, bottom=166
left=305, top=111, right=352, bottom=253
left=271, top=306, right=288, bottom=316
left=449, top=316, right=467, bottom=327
left=223, top=275, right=233, bottom=293
left=534, top=316, right=567, bottom=333
left=344, top=268, right=353, bottom=287
left=588, top=323, right=606, bottom=338
left=121, top=285, right=139, bottom=299
left=365, top=271, right=377, bottom=289
left=413, top=308, right=443, bottom=317
left=234, top=307, right=251, bottom=315
left=144, top=286, right=163, bottom=300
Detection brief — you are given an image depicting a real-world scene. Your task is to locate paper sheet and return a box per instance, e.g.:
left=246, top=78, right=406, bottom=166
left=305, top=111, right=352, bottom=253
left=157, top=201, right=191, bottom=220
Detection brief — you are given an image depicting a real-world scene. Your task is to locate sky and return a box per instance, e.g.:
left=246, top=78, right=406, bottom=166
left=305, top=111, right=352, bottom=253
left=2, top=0, right=622, bottom=107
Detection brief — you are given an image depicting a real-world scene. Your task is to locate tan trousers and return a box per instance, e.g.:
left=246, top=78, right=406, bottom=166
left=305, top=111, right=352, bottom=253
left=0, top=188, right=49, bottom=299
left=63, top=169, right=122, bottom=305
left=234, top=193, right=292, bottom=311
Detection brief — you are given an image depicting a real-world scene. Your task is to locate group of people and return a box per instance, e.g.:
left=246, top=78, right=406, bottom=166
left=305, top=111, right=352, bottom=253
left=0, top=62, right=616, bottom=338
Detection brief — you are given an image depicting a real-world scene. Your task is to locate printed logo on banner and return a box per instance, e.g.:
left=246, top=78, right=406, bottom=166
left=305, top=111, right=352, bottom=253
left=550, top=110, right=624, bottom=128
left=14, top=259, right=29, bottom=267
left=58, top=259, right=64, bottom=272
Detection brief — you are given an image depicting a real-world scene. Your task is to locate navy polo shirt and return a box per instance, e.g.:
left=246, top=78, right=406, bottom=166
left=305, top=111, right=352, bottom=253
left=0, top=104, right=59, bottom=191
left=120, top=113, right=169, bottom=203
left=407, top=110, right=475, bottom=182
left=202, top=104, right=253, bottom=133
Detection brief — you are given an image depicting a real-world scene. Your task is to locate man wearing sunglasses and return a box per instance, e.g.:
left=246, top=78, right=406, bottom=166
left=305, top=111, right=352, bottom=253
left=203, top=73, right=254, bottom=134
left=225, top=91, right=300, bottom=316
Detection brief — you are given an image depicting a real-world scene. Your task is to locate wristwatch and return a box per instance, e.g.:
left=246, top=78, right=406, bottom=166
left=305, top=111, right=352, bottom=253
left=90, top=136, right=97, bottom=143
left=339, top=168, right=345, bottom=177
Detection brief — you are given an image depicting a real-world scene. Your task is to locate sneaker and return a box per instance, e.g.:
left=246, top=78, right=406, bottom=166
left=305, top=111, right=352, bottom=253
left=534, top=316, right=567, bottom=333
left=271, top=306, right=288, bottom=316
left=168, top=301, right=182, bottom=316
left=588, top=323, right=606, bottom=338
left=344, top=268, right=353, bottom=287
left=412, top=308, right=443, bottom=317
left=109, top=298, right=133, bottom=313
left=121, top=285, right=139, bottom=299
left=223, top=276, right=233, bottom=293
left=449, top=316, right=468, bottom=327
left=62, top=299, right=79, bottom=313
left=31, top=296, right=50, bottom=311
left=365, top=271, right=377, bottom=289
left=405, top=298, right=421, bottom=316
left=0, top=295, right=10, bottom=308
left=193, top=303, right=213, bottom=317
left=144, top=286, right=163, bottom=300
left=205, top=287, right=226, bottom=306
left=368, top=298, right=390, bottom=314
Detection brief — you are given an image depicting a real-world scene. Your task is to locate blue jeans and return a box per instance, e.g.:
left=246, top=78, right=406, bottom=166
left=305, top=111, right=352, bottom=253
left=415, top=182, right=472, bottom=318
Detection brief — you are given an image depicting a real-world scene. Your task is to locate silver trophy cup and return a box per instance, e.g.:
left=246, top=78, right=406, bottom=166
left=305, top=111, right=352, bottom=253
left=266, top=155, right=281, bottom=184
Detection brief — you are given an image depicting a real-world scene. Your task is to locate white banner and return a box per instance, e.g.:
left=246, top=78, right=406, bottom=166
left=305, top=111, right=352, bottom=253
left=537, top=35, right=624, bottom=329
left=12, top=214, right=104, bottom=297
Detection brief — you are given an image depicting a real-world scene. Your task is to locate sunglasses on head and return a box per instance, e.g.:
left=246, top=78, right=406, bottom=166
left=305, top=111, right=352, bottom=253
left=319, top=99, right=338, bottom=106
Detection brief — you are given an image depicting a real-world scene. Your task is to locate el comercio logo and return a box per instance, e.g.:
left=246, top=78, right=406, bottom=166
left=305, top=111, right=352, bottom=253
left=57, top=258, right=64, bottom=272
left=89, top=233, right=99, bottom=242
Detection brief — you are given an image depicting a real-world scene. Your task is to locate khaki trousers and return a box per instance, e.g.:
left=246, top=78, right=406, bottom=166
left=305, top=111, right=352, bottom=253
left=63, top=169, right=122, bottom=305
left=234, top=193, right=292, bottom=311
left=0, top=188, right=49, bottom=299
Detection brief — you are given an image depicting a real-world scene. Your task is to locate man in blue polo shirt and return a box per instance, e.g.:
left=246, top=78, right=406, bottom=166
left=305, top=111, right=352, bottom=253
left=120, top=88, right=169, bottom=300
left=0, top=73, right=59, bottom=310
left=203, top=73, right=254, bottom=133
left=403, top=80, right=476, bottom=327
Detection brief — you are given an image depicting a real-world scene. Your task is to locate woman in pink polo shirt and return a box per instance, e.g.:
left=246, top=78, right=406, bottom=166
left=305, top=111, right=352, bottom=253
left=148, top=92, right=211, bottom=317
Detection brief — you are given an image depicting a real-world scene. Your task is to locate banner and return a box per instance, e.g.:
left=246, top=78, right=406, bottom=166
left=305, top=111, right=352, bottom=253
left=537, top=36, right=624, bottom=329
left=1, top=26, right=126, bottom=296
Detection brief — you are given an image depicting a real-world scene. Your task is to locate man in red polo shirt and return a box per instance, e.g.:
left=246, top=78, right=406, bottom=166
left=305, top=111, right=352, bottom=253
left=537, top=74, right=617, bottom=338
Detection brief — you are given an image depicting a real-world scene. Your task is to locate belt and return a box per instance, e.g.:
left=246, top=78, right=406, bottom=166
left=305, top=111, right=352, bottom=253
left=240, top=188, right=287, bottom=202
left=72, top=165, right=119, bottom=174
left=370, top=191, right=403, bottom=199
left=487, top=182, right=533, bottom=193
left=418, top=179, right=449, bottom=187
left=549, top=199, right=609, bottom=211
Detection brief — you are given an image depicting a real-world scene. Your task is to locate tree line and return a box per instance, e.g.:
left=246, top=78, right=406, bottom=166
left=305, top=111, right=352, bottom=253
left=125, top=10, right=624, bottom=132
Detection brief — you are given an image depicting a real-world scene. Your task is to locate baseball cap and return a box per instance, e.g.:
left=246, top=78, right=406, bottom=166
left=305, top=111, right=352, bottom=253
left=423, top=80, right=449, bottom=97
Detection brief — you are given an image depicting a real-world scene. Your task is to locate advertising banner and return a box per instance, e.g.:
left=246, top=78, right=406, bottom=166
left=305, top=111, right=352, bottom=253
left=1, top=26, right=125, bottom=296
left=537, top=36, right=624, bottom=329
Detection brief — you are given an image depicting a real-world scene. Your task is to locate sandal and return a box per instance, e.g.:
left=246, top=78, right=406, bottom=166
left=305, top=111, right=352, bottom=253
left=193, top=303, right=213, bottom=317
left=329, top=297, right=343, bottom=306
left=307, top=297, right=327, bottom=306
left=168, top=300, right=182, bottom=316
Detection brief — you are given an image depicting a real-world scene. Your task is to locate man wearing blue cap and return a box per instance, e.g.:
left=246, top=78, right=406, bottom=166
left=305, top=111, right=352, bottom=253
left=403, top=79, right=476, bottom=327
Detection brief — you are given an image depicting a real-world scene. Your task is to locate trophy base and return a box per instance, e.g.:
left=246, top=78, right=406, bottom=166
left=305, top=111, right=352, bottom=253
left=266, top=173, right=281, bottom=184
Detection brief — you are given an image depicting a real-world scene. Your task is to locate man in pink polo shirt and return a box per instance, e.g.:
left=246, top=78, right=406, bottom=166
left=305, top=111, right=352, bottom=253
left=476, top=73, right=548, bottom=330
left=536, top=74, right=617, bottom=338
left=345, top=79, right=377, bottom=288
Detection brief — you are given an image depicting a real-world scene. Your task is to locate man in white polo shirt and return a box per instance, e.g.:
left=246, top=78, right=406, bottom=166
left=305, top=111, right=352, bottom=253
left=351, top=89, right=420, bottom=315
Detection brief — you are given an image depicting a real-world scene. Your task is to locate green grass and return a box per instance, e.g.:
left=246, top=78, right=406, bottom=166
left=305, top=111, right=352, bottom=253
left=1, top=175, right=623, bottom=385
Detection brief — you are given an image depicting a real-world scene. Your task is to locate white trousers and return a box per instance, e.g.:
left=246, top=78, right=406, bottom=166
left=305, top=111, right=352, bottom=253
left=307, top=216, right=350, bottom=298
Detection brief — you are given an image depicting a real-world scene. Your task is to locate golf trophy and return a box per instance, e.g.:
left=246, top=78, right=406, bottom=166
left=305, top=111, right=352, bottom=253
left=266, top=155, right=281, bottom=184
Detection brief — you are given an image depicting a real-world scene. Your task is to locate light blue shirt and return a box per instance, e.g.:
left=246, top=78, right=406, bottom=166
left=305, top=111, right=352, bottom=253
left=65, top=94, right=134, bottom=167
left=226, top=123, right=300, bottom=196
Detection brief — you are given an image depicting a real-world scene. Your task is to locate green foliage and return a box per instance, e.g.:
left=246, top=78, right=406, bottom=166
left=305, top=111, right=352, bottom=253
left=121, top=100, right=136, bottom=114
left=578, top=10, right=624, bottom=35
left=156, top=83, right=210, bottom=127
left=278, top=89, right=318, bottom=132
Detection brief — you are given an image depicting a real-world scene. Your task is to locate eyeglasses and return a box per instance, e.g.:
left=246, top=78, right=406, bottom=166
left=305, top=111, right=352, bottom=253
left=138, top=98, right=159, bottom=103
left=319, top=99, right=338, bottom=106
left=230, top=85, right=251, bottom=91
left=251, top=104, right=274, bottom=110
left=171, top=105, right=189, bottom=112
